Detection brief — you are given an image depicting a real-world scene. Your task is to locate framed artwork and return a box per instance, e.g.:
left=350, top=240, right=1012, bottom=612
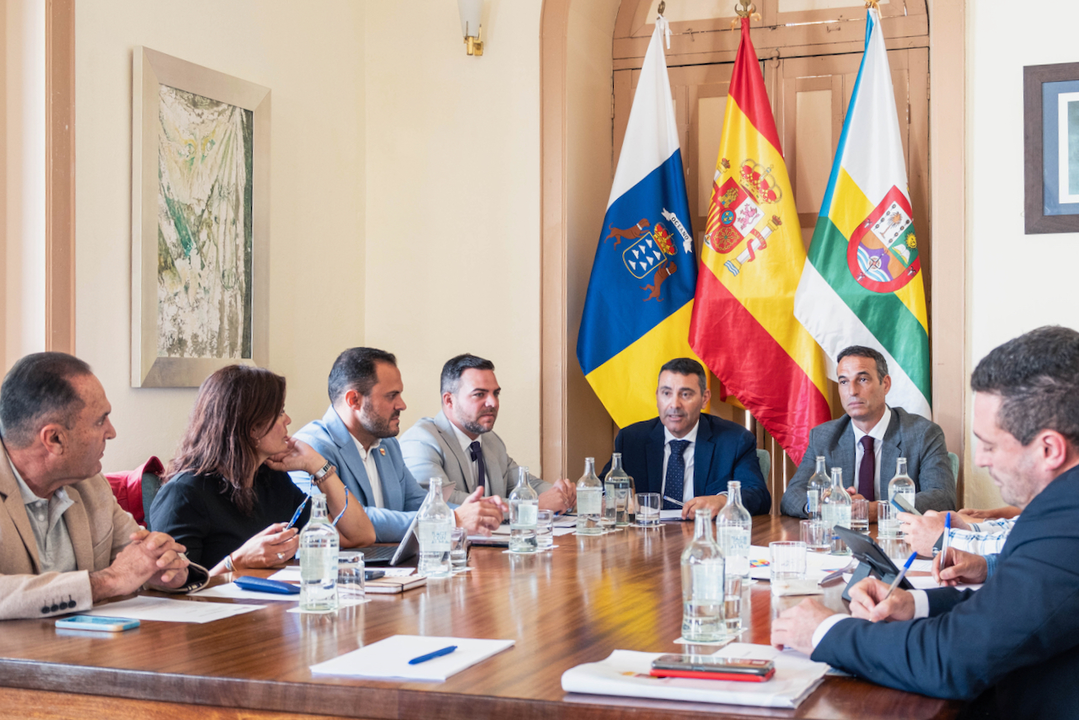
left=1024, top=62, right=1079, bottom=234
left=131, top=47, right=270, bottom=387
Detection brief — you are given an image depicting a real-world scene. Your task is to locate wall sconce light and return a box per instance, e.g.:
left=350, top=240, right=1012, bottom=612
left=458, top=0, right=484, bottom=56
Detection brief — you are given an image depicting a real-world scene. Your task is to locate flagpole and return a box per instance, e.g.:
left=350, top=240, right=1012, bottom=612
left=731, top=1, right=761, bottom=29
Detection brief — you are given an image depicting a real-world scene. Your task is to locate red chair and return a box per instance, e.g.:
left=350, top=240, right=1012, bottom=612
left=105, top=456, right=164, bottom=529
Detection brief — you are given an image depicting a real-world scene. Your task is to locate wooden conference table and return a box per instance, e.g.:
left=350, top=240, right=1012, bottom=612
left=0, top=516, right=962, bottom=720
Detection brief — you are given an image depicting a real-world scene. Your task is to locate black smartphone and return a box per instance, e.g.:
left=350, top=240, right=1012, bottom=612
left=650, top=654, right=776, bottom=682
left=891, top=495, right=921, bottom=516
left=364, top=570, right=385, bottom=581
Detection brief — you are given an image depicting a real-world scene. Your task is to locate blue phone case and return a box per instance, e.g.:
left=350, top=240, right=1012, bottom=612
left=233, top=576, right=300, bottom=595
left=55, top=615, right=140, bottom=631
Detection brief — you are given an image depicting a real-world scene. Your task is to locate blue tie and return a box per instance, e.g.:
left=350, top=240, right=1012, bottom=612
left=665, top=440, right=690, bottom=510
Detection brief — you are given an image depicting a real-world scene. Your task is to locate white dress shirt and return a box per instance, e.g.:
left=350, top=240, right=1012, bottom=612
left=351, top=435, right=385, bottom=508
left=661, top=421, right=700, bottom=503
left=852, top=405, right=891, bottom=497
left=812, top=590, right=931, bottom=650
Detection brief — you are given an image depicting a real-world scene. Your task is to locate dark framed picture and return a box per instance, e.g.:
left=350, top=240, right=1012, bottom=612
left=1024, top=62, right=1079, bottom=234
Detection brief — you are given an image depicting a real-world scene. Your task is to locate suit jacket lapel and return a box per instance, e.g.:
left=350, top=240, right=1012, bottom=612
left=646, top=421, right=665, bottom=493
left=63, top=486, right=94, bottom=571
left=434, top=411, right=474, bottom=493
left=0, top=451, right=42, bottom=573
left=693, top=415, right=715, bottom=497
left=372, top=448, right=401, bottom=510
left=879, top=410, right=902, bottom=498
left=324, top=407, right=376, bottom=505
left=831, top=418, right=857, bottom=487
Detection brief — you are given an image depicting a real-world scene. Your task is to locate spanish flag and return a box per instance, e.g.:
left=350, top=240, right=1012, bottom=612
left=794, top=8, right=931, bottom=418
left=577, top=17, right=700, bottom=428
left=689, top=17, right=831, bottom=465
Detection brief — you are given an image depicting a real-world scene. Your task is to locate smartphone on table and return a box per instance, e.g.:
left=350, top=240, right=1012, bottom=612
left=891, top=495, right=922, bottom=516
left=55, top=615, right=140, bottom=632
left=650, top=654, right=775, bottom=682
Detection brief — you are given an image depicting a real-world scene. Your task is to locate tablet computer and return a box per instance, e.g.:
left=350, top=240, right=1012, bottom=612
left=833, top=526, right=915, bottom=602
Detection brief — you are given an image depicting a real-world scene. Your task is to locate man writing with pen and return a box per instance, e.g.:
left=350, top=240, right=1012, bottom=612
left=602, top=358, right=770, bottom=518
left=771, top=326, right=1079, bottom=718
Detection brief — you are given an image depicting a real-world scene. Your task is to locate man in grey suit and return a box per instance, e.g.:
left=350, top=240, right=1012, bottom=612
left=400, top=354, right=576, bottom=511
left=293, top=348, right=503, bottom=543
left=780, top=346, right=955, bottom=519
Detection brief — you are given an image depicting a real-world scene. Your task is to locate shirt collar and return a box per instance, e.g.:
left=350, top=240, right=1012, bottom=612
left=353, top=434, right=382, bottom=461
left=852, top=405, right=892, bottom=444
left=663, top=417, right=701, bottom=446
left=7, top=454, right=68, bottom=507
left=450, top=420, right=479, bottom=457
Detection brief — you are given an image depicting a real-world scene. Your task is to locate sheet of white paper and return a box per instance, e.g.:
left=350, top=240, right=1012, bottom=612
left=552, top=526, right=577, bottom=537
left=660, top=509, right=684, bottom=520
left=84, top=596, right=265, bottom=624
left=560, top=643, right=828, bottom=709
left=193, top=583, right=298, bottom=602
left=553, top=516, right=578, bottom=528
left=910, top=558, right=934, bottom=573
left=906, top=575, right=984, bottom=592
left=269, top=564, right=415, bottom=584
left=311, top=634, right=515, bottom=682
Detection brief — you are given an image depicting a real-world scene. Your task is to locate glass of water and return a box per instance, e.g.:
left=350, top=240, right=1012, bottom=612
left=536, top=510, right=555, bottom=549
left=800, top=519, right=829, bottom=552
left=724, top=574, right=743, bottom=634
left=851, top=498, right=869, bottom=534
left=337, top=554, right=365, bottom=605
left=635, top=492, right=661, bottom=526
left=450, top=527, right=469, bottom=571
left=877, top=501, right=899, bottom=538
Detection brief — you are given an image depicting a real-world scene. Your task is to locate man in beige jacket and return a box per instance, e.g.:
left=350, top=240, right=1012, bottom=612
left=0, top=352, right=204, bottom=620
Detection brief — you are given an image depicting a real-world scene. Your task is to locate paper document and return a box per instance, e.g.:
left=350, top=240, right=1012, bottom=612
left=906, top=575, right=984, bottom=592
left=311, top=634, right=515, bottom=682
left=660, top=509, right=684, bottom=521
left=269, top=566, right=415, bottom=584
left=749, top=545, right=853, bottom=581
left=85, top=596, right=265, bottom=624
left=561, top=643, right=828, bottom=709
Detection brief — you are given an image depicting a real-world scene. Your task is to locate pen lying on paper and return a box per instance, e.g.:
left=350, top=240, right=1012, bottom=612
left=408, top=645, right=458, bottom=665
left=882, top=551, right=919, bottom=600
left=663, top=496, right=684, bottom=507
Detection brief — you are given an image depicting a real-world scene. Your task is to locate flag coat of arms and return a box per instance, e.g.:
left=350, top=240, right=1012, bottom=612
left=688, top=17, right=831, bottom=465
left=576, top=17, right=700, bottom=429
left=794, top=7, right=931, bottom=419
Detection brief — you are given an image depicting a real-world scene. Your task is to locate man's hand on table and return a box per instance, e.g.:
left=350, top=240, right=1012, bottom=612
left=770, top=599, right=835, bottom=656
left=848, top=577, right=916, bottom=622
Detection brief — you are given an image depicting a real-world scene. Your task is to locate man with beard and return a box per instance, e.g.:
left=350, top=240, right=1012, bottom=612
left=294, top=348, right=503, bottom=542
left=401, top=354, right=575, bottom=511
left=771, top=326, right=1079, bottom=718
left=602, top=358, right=770, bottom=518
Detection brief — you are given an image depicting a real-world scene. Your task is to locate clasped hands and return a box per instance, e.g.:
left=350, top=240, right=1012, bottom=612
left=91, top=529, right=191, bottom=602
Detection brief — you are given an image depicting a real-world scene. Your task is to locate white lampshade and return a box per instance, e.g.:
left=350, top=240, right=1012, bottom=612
left=458, top=0, right=483, bottom=38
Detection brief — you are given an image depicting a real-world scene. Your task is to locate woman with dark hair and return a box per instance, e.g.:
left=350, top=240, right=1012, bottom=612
left=149, top=365, right=375, bottom=576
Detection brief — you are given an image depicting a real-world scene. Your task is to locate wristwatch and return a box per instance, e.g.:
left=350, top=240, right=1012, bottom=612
left=311, top=462, right=337, bottom=487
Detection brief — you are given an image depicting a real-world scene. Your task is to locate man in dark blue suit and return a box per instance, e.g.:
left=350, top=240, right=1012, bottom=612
left=603, top=358, right=770, bottom=517
left=772, top=326, right=1079, bottom=719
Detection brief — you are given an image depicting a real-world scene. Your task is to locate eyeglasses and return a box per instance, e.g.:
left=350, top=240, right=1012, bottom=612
left=286, top=487, right=349, bottom=530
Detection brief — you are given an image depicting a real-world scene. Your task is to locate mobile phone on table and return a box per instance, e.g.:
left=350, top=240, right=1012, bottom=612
left=364, top=570, right=385, bottom=581
left=891, top=495, right=921, bottom=516
left=649, top=654, right=775, bottom=682
left=55, top=615, right=140, bottom=632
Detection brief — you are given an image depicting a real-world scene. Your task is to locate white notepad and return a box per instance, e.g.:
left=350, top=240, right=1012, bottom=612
left=84, top=596, right=265, bottom=623
left=310, top=634, right=515, bottom=682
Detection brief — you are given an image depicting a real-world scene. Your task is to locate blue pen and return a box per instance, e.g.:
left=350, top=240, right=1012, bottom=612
left=940, top=511, right=952, bottom=570
left=883, top=551, right=919, bottom=600
left=408, top=645, right=458, bottom=665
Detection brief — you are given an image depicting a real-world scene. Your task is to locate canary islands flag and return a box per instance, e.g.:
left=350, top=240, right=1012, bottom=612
left=794, top=7, right=931, bottom=418
left=577, top=17, right=699, bottom=429
left=688, top=17, right=832, bottom=466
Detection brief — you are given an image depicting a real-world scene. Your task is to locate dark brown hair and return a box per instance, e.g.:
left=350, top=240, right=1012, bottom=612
left=167, top=365, right=286, bottom=513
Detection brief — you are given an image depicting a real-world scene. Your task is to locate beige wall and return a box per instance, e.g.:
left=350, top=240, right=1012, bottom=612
left=74, top=0, right=366, bottom=471
left=364, top=1, right=546, bottom=477
left=2, top=0, right=45, bottom=371
left=964, top=0, right=1079, bottom=507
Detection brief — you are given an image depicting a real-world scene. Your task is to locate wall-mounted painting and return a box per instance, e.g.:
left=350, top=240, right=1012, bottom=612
left=1024, top=62, right=1079, bottom=234
left=132, top=47, right=270, bottom=387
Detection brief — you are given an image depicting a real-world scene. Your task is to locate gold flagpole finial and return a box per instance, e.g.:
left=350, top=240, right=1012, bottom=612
left=865, top=0, right=880, bottom=9
left=731, top=1, right=761, bottom=29
left=658, top=1, right=666, bottom=15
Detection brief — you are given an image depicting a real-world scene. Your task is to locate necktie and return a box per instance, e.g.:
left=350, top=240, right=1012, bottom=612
left=858, top=436, right=875, bottom=501
left=664, top=440, right=690, bottom=510
left=468, top=440, right=488, bottom=495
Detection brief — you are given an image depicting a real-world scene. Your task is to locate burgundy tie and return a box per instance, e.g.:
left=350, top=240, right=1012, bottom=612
left=858, top=436, right=875, bottom=501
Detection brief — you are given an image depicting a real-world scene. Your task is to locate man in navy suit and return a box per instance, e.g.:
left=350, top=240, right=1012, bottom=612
left=603, top=358, right=770, bottom=518
left=772, top=326, right=1079, bottom=718
left=293, top=348, right=503, bottom=543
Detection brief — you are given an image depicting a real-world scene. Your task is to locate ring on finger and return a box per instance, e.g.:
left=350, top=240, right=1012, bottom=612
left=277, top=552, right=285, bottom=560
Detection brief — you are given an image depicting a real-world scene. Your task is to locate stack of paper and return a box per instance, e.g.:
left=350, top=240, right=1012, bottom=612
left=560, top=643, right=828, bottom=709
left=311, top=635, right=515, bottom=682
left=85, top=596, right=265, bottom=624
